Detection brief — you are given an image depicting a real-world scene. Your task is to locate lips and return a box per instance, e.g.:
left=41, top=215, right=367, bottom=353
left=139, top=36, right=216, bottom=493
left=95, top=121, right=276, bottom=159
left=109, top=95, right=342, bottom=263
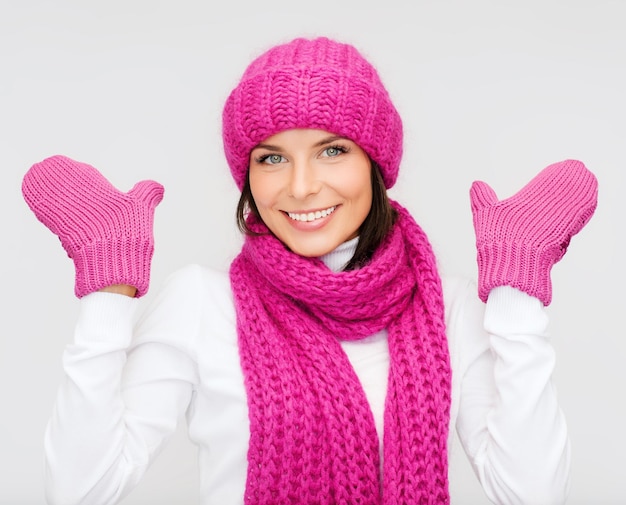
left=286, top=205, right=337, bottom=222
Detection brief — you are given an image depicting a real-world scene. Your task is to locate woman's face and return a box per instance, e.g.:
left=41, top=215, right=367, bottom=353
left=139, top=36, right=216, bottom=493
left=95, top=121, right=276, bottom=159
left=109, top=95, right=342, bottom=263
left=249, top=128, right=372, bottom=257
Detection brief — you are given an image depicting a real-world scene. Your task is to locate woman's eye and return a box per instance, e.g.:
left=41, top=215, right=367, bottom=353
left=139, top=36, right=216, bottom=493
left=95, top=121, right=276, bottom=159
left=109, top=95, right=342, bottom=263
left=258, top=154, right=285, bottom=165
left=323, top=145, right=347, bottom=157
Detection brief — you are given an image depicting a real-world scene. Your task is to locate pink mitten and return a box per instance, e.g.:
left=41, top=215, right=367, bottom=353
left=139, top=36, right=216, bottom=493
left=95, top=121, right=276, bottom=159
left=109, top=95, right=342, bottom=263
left=470, top=159, right=597, bottom=305
left=22, top=155, right=164, bottom=298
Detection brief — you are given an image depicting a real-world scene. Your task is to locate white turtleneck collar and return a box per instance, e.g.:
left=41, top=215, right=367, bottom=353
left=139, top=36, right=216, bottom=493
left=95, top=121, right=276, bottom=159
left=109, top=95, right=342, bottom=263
left=318, top=236, right=359, bottom=273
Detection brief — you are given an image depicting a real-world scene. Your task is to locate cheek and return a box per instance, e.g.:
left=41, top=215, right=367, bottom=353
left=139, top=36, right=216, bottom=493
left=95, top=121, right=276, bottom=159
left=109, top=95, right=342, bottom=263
left=356, top=185, right=374, bottom=220
left=249, top=171, right=275, bottom=209
left=351, top=170, right=374, bottom=221
left=336, top=166, right=372, bottom=205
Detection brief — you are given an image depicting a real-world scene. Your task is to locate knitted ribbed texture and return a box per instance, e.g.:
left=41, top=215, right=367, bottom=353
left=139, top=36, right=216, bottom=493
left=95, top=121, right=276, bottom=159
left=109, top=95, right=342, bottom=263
left=222, top=37, right=403, bottom=190
left=470, top=159, right=598, bottom=305
left=22, top=155, right=164, bottom=298
left=230, top=201, right=451, bottom=504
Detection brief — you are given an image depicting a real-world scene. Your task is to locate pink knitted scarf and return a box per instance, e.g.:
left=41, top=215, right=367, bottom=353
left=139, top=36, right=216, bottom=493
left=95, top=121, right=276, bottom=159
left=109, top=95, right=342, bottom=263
left=229, top=201, right=451, bottom=504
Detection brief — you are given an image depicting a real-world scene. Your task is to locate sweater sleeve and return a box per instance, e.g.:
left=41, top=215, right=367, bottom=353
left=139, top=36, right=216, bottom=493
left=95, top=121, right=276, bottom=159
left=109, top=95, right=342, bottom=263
left=44, top=269, right=201, bottom=505
left=453, top=283, right=570, bottom=505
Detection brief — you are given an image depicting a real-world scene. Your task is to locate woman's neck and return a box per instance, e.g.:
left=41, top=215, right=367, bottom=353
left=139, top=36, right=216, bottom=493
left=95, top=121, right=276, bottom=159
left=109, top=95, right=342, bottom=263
left=318, top=236, right=359, bottom=272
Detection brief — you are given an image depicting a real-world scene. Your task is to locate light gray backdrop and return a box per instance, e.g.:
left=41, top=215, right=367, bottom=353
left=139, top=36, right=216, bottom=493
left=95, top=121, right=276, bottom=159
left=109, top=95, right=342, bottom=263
left=1, top=0, right=624, bottom=503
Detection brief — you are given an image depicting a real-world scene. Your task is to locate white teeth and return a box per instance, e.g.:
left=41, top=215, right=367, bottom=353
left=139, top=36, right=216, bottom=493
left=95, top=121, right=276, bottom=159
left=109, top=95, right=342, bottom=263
left=288, top=206, right=336, bottom=222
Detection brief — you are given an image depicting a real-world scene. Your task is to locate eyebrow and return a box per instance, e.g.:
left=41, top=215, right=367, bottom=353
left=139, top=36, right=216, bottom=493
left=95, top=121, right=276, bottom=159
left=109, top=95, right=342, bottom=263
left=252, top=135, right=348, bottom=152
left=314, top=135, right=347, bottom=147
left=253, top=142, right=283, bottom=152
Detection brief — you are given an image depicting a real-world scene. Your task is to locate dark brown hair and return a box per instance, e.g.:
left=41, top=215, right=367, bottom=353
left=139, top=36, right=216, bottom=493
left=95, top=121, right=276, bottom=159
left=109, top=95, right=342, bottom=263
left=236, top=161, right=397, bottom=270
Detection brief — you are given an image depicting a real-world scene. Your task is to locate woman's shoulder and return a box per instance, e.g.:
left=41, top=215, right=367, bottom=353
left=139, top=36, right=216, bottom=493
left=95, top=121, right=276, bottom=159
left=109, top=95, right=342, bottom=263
left=144, top=263, right=234, bottom=321
left=441, top=274, right=477, bottom=308
left=134, top=263, right=236, bottom=349
left=439, top=274, right=486, bottom=352
left=165, top=263, right=231, bottom=292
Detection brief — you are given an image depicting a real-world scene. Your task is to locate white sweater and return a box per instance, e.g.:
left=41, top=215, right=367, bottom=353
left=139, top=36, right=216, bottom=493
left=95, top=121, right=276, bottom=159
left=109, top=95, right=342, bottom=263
left=44, top=242, right=570, bottom=505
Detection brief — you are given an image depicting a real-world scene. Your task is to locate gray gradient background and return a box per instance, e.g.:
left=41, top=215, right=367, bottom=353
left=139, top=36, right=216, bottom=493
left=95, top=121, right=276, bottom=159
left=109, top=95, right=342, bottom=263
left=1, top=1, right=624, bottom=503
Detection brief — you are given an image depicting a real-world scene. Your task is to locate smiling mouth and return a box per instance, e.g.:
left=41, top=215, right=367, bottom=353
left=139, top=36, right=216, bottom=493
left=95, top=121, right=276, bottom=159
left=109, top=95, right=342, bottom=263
left=286, top=206, right=337, bottom=222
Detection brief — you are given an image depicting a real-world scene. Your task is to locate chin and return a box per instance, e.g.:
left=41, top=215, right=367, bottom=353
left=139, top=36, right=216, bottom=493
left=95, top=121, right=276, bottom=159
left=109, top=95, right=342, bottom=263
left=283, top=237, right=339, bottom=258
left=288, top=245, right=333, bottom=258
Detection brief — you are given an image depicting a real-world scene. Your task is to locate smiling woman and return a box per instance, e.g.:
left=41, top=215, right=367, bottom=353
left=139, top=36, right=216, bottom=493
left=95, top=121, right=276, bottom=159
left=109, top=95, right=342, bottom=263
left=247, top=129, right=373, bottom=257
left=238, top=135, right=395, bottom=270
left=21, top=35, right=597, bottom=505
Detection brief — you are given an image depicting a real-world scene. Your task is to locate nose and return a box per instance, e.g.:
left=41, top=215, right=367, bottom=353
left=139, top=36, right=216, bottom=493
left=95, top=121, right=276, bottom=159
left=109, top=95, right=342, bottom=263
left=287, top=159, right=321, bottom=199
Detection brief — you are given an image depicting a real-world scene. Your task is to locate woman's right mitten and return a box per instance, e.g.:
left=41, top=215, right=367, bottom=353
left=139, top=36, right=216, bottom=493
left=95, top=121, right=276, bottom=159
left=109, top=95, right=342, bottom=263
left=22, top=155, right=164, bottom=298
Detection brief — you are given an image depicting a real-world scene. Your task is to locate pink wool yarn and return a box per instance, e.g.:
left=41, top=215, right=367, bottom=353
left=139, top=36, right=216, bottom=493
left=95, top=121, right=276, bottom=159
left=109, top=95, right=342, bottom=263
left=222, top=37, right=403, bottom=190
left=22, top=155, right=164, bottom=297
left=230, top=201, right=451, bottom=504
left=470, top=159, right=598, bottom=305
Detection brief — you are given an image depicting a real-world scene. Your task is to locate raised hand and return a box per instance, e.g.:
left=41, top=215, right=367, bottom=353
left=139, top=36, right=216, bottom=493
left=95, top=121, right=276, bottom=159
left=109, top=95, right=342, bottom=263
left=22, top=155, right=164, bottom=297
left=470, top=159, right=597, bottom=305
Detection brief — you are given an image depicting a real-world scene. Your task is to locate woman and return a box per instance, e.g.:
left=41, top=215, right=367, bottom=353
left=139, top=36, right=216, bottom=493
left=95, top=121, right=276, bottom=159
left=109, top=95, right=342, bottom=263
left=22, top=37, right=597, bottom=504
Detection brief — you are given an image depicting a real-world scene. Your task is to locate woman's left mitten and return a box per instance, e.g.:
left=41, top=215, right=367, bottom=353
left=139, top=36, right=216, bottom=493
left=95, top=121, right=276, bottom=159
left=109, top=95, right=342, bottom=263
left=22, top=155, right=164, bottom=298
left=470, top=159, right=598, bottom=305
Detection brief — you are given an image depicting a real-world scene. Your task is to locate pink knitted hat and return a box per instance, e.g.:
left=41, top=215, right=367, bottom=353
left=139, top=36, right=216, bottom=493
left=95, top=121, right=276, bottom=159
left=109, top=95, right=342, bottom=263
left=222, top=37, right=403, bottom=190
